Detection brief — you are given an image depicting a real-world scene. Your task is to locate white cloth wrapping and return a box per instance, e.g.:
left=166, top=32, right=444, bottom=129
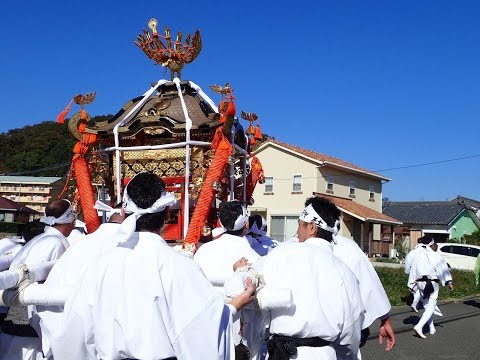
left=299, top=204, right=339, bottom=234
left=194, top=234, right=261, bottom=290
left=223, top=268, right=293, bottom=311
left=0, top=266, right=25, bottom=290
left=51, top=232, right=236, bottom=360
left=35, top=222, right=122, bottom=358
left=0, top=284, right=69, bottom=307
left=0, top=261, right=56, bottom=291
left=93, top=200, right=122, bottom=222
left=245, top=238, right=364, bottom=360
left=39, top=200, right=75, bottom=226
left=118, top=186, right=177, bottom=243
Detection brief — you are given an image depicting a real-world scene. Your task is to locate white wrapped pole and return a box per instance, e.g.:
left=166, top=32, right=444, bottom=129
left=256, top=288, right=293, bottom=310
left=0, top=283, right=70, bottom=307
left=0, top=260, right=56, bottom=290
left=29, top=260, right=57, bottom=282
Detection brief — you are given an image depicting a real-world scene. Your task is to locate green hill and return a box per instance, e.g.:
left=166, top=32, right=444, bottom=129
left=0, top=116, right=111, bottom=177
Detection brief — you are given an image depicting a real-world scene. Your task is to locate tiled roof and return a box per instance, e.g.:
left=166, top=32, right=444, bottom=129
left=0, top=196, right=38, bottom=213
left=453, top=195, right=480, bottom=210
left=315, top=193, right=402, bottom=225
left=257, top=139, right=390, bottom=181
left=382, top=201, right=466, bottom=225
left=0, top=176, right=62, bottom=184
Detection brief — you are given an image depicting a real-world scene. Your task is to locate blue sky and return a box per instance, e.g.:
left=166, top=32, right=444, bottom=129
left=1, top=1, right=479, bottom=201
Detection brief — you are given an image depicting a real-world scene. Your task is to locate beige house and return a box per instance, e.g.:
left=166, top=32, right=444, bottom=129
left=251, top=139, right=401, bottom=256
left=0, top=176, right=64, bottom=214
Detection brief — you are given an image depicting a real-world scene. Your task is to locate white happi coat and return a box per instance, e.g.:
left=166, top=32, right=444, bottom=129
left=35, top=223, right=122, bottom=357
left=257, top=238, right=364, bottom=359
left=51, top=232, right=236, bottom=360
left=194, top=233, right=261, bottom=291
left=0, top=226, right=69, bottom=360
left=0, top=237, right=24, bottom=268
left=332, top=235, right=391, bottom=329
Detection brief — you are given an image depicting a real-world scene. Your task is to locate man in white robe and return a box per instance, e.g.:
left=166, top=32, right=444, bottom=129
left=194, top=200, right=261, bottom=292
left=34, top=203, right=125, bottom=358
left=409, top=237, right=453, bottom=338
left=281, top=196, right=395, bottom=357
left=405, top=243, right=443, bottom=317
left=0, top=199, right=74, bottom=360
left=51, top=172, right=255, bottom=360
left=194, top=200, right=261, bottom=353
left=250, top=197, right=364, bottom=359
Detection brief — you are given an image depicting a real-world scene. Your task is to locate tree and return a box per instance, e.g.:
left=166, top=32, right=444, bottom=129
left=463, top=230, right=480, bottom=246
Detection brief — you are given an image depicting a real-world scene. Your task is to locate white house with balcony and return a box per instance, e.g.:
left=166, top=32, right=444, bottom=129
left=250, top=139, right=401, bottom=256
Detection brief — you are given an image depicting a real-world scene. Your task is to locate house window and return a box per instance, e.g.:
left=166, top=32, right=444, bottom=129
left=292, top=175, right=302, bottom=192
left=0, top=213, right=5, bottom=222
left=369, top=186, right=375, bottom=201
left=349, top=180, right=356, bottom=197
left=326, top=176, right=334, bottom=193
left=270, top=215, right=299, bottom=242
left=264, top=177, right=274, bottom=193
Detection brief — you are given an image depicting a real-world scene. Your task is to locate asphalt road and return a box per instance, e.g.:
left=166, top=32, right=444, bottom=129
left=361, top=296, right=480, bottom=359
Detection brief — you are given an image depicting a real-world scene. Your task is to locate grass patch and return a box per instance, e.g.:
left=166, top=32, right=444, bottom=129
left=375, top=267, right=480, bottom=306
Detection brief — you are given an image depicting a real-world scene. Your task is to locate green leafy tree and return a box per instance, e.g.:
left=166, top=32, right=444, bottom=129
left=463, top=230, right=480, bottom=246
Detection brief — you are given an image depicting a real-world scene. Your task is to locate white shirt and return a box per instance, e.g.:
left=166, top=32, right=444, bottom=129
left=36, top=223, right=122, bottom=357
left=51, top=232, right=236, bottom=360
left=255, top=238, right=364, bottom=359
left=332, top=235, right=391, bottom=329
left=194, top=233, right=261, bottom=290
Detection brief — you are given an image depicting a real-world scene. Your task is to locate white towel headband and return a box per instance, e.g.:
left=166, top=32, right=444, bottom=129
left=212, top=203, right=249, bottom=238
left=299, top=204, right=339, bottom=235
left=40, top=200, right=75, bottom=226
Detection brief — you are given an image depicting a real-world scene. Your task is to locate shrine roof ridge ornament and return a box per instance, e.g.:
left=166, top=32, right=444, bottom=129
left=134, top=18, right=202, bottom=81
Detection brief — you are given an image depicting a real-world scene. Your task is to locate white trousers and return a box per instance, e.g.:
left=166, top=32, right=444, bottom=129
left=416, top=281, right=439, bottom=332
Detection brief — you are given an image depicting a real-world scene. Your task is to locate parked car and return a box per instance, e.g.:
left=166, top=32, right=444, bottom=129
left=436, top=243, right=480, bottom=271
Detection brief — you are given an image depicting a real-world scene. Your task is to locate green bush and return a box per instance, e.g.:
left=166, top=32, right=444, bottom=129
left=375, top=267, right=479, bottom=306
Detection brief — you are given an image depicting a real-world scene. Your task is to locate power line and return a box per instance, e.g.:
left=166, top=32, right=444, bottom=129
left=3, top=162, right=71, bottom=176
left=372, top=154, right=480, bottom=172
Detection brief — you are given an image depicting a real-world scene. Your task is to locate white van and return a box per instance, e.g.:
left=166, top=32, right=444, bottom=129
left=436, top=243, right=480, bottom=271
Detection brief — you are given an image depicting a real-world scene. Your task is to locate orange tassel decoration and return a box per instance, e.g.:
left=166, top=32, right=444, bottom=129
left=254, top=125, right=262, bottom=140
left=80, top=108, right=87, bottom=121
left=56, top=99, right=74, bottom=124
left=247, top=124, right=255, bottom=135
left=249, top=137, right=256, bottom=145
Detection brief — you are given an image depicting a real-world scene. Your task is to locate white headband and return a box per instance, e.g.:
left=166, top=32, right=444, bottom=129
left=212, top=204, right=249, bottom=238
left=427, top=239, right=435, bottom=247
left=117, top=177, right=177, bottom=242
left=40, top=200, right=75, bottom=226
left=93, top=201, right=122, bottom=222
left=299, top=204, right=339, bottom=235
